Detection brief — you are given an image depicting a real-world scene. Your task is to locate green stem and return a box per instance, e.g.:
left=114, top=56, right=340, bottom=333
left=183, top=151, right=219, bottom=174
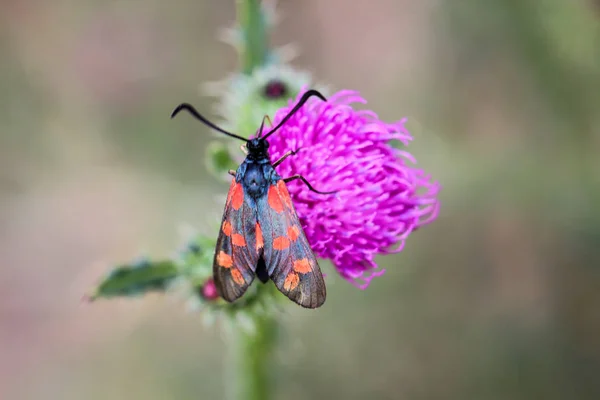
left=236, top=0, right=268, bottom=74
left=226, top=309, right=278, bottom=400
left=224, top=2, right=276, bottom=399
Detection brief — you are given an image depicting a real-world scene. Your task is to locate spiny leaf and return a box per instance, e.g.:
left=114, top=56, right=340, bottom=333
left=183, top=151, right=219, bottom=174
left=86, top=259, right=179, bottom=301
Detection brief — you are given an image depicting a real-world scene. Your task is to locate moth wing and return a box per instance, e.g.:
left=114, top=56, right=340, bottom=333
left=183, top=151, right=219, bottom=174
left=256, top=180, right=326, bottom=308
left=213, top=179, right=261, bottom=302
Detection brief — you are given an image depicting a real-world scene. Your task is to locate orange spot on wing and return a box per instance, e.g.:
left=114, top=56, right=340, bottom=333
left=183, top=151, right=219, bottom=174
left=255, top=223, right=264, bottom=251
left=226, top=179, right=236, bottom=206
left=232, top=234, right=246, bottom=247
left=231, top=183, right=244, bottom=210
left=293, top=258, right=311, bottom=274
left=273, top=236, right=290, bottom=250
left=267, top=185, right=284, bottom=213
left=222, top=221, right=232, bottom=236
left=287, top=225, right=300, bottom=241
left=217, top=251, right=233, bottom=268
left=283, top=272, right=300, bottom=291
left=277, top=180, right=293, bottom=210
left=231, top=269, right=245, bottom=285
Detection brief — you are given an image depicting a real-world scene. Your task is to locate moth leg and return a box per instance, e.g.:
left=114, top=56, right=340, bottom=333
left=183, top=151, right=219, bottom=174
left=273, top=148, right=302, bottom=168
left=228, top=169, right=236, bottom=176
left=283, top=174, right=336, bottom=195
left=240, top=144, right=248, bottom=154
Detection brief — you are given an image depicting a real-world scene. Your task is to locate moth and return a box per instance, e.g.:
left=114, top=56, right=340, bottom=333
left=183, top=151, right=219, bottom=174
left=171, top=90, right=334, bottom=308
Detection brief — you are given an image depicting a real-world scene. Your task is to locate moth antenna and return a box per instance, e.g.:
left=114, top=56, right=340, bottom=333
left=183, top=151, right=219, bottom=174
left=171, top=103, right=248, bottom=142
left=262, top=90, right=327, bottom=139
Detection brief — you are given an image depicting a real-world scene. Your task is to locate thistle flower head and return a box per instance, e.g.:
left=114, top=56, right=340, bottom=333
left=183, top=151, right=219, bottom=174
left=263, top=90, right=440, bottom=288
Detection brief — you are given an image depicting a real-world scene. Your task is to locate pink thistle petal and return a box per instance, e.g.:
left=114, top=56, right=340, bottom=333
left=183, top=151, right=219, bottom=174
left=267, top=89, right=440, bottom=288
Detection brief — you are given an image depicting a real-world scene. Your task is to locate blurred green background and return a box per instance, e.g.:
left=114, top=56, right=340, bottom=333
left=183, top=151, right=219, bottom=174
left=1, top=1, right=598, bottom=399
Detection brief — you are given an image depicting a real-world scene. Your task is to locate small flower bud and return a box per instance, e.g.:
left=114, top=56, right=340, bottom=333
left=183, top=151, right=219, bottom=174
left=204, top=64, right=322, bottom=138
left=263, top=79, right=288, bottom=99
left=199, top=278, right=220, bottom=301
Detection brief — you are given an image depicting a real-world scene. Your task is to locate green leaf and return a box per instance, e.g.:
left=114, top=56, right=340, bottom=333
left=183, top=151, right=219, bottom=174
left=87, top=258, right=179, bottom=301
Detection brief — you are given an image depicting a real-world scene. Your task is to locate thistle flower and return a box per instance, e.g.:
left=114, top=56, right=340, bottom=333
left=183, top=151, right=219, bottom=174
left=264, top=90, right=440, bottom=288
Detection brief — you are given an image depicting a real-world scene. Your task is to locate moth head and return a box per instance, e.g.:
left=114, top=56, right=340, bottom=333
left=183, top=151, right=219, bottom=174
left=246, top=138, right=270, bottom=158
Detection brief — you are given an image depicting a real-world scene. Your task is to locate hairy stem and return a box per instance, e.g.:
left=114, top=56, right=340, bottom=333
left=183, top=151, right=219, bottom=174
left=236, top=0, right=268, bottom=74
left=224, top=2, right=276, bottom=399
left=225, top=307, right=278, bottom=400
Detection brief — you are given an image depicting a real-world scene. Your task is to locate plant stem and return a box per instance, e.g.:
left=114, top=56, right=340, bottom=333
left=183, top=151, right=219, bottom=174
left=226, top=308, right=278, bottom=400
left=224, top=2, right=276, bottom=399
left=236, top=0, right=268, bottom=74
